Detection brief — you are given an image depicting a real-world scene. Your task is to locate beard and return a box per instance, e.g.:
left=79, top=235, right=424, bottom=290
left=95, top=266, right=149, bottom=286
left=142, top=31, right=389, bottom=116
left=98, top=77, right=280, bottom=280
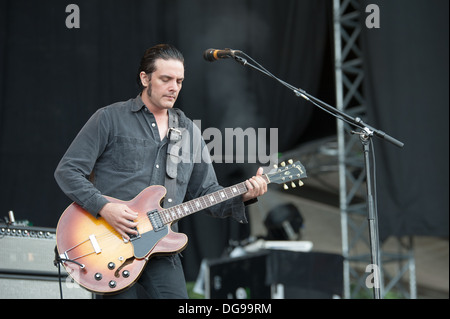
left=145, top=82, right=152, bottom=98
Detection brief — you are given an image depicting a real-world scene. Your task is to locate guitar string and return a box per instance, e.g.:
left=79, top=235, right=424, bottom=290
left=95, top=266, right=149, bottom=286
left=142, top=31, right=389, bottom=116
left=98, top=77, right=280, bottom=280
left=159, top=182, right=249, bottom=224
left=62, top=166, right=302, bottom=262
left=70, top=170, right=291, bottom=250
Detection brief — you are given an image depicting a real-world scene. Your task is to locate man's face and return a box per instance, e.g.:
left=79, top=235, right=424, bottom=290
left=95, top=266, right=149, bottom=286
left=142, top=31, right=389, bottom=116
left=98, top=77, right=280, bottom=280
left=145, top=58, right=184, bottom=111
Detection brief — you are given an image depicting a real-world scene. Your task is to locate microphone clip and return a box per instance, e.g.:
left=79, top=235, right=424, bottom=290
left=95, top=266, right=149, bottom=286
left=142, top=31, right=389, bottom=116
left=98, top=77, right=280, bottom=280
left=234, top=55, right=247, bottom=66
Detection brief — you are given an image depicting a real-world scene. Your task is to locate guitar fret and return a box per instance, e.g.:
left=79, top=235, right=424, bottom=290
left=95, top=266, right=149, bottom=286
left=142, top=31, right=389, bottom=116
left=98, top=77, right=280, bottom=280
left=199, top=197, right=206, bottom=210
left=160, top=211, right=167, bottom=224
left=160, top=180, right=255, bottom=224
left=203, top=197, right=209, bottom=206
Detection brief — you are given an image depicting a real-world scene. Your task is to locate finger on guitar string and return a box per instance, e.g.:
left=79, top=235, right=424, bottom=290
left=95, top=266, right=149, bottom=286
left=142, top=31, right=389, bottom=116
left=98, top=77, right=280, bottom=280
left=124, top=208, right=139, bottom=219
left=98, top=202, right=139, bottom=240
left=252, top=174, right=267, bottom=195
left=242, top=168, right=268, bottom=202
left=248, top=178, right=260, bottom=197
left=243, top=179, right=259, bottom=202
left=117, top=220, right=139, bottom=241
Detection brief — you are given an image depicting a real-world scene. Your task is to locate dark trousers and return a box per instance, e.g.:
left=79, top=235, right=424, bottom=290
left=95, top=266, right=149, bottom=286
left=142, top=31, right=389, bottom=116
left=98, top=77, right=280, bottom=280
left=97, top=254, right=188, bottom=299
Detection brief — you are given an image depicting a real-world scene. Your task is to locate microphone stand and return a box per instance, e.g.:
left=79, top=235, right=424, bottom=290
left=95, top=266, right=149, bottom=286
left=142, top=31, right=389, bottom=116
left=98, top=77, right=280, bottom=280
left=231, top=53, right=404, bottom=299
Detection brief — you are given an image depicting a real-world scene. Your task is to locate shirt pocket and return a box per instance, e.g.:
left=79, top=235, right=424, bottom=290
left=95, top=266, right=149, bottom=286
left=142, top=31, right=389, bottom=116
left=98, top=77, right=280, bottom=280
left=112, top=136, right=147, bottom=172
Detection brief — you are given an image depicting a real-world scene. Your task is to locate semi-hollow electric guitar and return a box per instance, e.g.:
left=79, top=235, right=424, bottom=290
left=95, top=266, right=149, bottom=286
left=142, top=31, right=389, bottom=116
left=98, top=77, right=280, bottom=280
left=56, top=160, right=306, bottom=294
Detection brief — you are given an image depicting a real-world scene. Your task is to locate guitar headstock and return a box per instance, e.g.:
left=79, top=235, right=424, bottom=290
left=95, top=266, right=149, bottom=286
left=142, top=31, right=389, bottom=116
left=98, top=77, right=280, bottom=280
left=266, top=159, right=307, bottom=189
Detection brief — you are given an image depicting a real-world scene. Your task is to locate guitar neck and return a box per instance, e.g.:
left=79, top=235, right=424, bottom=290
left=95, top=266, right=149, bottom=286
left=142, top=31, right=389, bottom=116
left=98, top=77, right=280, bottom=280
left=159, top=175, right=270, bottom=224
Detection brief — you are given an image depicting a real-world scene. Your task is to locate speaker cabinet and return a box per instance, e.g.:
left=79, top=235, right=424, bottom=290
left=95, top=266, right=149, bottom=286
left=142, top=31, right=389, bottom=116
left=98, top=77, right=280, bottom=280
left=0, top=224, right=92, bottom=299
left=0, top=274, right=92, bottom=299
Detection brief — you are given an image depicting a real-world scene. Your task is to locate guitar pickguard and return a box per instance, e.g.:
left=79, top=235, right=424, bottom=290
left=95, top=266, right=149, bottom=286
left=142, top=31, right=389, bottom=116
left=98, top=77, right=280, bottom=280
left=132, top=225, right=169, bottom=259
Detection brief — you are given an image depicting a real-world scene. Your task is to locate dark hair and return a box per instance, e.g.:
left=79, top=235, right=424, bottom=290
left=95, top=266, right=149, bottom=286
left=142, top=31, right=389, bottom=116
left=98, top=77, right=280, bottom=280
left=136, top=44, right=184, bottom=89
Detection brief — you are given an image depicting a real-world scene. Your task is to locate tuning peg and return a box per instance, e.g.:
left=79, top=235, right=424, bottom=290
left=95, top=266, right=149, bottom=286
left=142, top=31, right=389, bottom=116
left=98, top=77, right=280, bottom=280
left=298, top=180, right=304, bottom=187
left=288, top=159, right=293, bottom=165
left=273, top=164, right=278, bottom=169
left=280, top=161, right=286, bottom=167
left=290, top=182, right=296, bottom=188
left=283, top=183, right=288, bottom=190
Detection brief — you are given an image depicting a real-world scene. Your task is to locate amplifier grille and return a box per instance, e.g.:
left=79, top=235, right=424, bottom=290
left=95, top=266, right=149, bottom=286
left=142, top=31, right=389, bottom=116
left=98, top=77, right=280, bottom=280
left=0, top=225, right=58, bottom=274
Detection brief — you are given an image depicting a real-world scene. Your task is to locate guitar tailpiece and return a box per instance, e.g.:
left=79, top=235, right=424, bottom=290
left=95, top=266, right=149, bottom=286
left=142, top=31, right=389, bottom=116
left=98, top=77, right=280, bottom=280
left=53, top=246, right=85, bottom=269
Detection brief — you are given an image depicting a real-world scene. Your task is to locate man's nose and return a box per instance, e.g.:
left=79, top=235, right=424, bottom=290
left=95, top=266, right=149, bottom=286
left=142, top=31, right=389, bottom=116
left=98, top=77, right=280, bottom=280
left=169, top=80, right=180, bottom=92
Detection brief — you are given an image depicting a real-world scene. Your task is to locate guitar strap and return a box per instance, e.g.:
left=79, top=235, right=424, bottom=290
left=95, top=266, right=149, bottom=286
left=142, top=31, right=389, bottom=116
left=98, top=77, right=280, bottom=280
left=164, top=109, right=182, bottom=210
left=164, top=109, right=204, bottom=232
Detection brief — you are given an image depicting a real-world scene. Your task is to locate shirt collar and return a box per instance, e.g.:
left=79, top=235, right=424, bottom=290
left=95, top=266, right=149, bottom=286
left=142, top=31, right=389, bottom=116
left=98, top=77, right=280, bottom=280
left=131, top=94, right=146, bottom=112
left=131, top=94, right=182, bottom=127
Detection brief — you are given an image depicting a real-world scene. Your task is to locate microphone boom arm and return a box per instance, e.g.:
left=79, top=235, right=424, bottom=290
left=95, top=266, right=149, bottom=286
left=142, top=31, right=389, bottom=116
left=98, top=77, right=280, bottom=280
left=232, top=53, right=403, bottom=148
left=230, top=50, right=404, bottom=300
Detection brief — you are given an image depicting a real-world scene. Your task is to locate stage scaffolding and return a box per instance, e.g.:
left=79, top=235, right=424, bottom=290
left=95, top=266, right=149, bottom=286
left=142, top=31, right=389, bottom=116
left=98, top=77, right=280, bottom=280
left=332, top=0, right=416, bottom=299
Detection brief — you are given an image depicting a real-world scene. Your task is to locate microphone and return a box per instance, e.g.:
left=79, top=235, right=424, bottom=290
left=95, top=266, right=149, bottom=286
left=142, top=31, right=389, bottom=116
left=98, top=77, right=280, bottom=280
left=203, top=48, right=241, bottom=62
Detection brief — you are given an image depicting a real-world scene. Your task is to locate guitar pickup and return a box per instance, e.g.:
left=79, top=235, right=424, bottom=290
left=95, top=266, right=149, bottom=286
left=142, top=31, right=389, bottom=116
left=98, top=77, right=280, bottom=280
left=147, top=210, right=165, bottom=232
left=128, top=225, right=141, bottom=242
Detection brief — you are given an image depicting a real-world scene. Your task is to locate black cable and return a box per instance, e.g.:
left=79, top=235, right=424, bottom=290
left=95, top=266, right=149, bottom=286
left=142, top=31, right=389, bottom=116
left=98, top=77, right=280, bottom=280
left=56, top=260, right=63, bottom=299
left=53, top=246, right=86, bottom=299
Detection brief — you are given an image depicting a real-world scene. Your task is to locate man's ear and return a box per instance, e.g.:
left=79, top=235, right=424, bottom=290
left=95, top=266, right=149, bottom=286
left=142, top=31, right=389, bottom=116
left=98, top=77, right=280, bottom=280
left=139, top=71, right=150, bottom=87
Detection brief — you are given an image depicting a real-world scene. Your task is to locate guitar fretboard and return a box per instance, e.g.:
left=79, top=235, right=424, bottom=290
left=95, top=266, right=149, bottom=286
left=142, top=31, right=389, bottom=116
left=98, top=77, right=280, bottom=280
left=158, top=175, right=269, bottom=224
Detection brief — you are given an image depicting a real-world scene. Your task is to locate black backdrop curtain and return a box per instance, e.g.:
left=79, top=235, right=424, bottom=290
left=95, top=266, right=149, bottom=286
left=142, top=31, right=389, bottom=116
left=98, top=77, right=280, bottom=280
left=361, top=0, right=449, bottom=239
left=2, top=0, right=447, bottom=284
left=0, top=0, right=332, bottom=281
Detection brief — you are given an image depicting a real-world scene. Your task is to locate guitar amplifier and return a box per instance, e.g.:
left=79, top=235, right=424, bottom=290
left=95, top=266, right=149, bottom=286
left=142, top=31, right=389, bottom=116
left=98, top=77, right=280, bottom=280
left=0, top=224, right=92, bottom=299
left=0, top=224, right=57, bottom=274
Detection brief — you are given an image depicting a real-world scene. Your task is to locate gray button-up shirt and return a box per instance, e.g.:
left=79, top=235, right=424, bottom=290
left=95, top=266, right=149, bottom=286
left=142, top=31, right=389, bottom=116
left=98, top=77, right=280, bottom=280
left=54, top=95, right=247, bottom=224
